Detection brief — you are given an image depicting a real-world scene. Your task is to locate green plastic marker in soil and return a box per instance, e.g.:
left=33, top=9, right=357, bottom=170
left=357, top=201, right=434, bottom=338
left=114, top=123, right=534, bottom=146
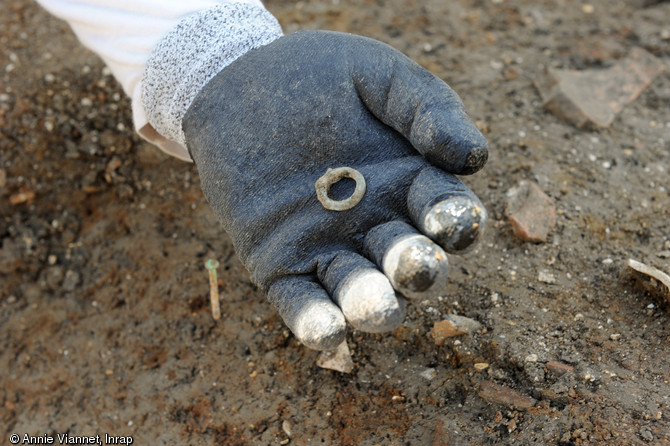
left=205, top=259, right=221, bottom=320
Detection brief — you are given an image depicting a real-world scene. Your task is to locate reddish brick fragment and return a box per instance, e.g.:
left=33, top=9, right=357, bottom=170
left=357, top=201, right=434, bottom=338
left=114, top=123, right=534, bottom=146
left=433, top=418, right=470, bottom=446
left=546, top=361, right=574, bottom=375
left=430, top=320, right=466, bottom=345
left=505, top=181, right=556, bottom=243
left=9, top=187, right=35, bottom=205
left=433, top=419, right=447, bottom=446
left=478, top=380, right=536, bottom=410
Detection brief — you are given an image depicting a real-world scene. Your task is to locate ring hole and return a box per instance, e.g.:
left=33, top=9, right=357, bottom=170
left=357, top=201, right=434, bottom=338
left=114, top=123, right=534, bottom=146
left=315, top=167, right=367, bottom=211
left=327, top=177, right=356, bottom=201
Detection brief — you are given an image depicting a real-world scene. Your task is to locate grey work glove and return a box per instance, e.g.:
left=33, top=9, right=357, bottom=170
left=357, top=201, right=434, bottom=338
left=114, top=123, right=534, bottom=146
left=183, top=31, right=488, bottom=350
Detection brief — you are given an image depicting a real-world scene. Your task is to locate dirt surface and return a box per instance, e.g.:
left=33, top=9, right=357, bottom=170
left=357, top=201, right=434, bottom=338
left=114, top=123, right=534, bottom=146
left=1, top=0, right=669, bottom=444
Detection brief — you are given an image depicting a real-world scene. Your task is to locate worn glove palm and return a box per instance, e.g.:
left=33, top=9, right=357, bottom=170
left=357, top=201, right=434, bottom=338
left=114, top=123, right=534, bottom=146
left=183, top=31, right=488, bottom=350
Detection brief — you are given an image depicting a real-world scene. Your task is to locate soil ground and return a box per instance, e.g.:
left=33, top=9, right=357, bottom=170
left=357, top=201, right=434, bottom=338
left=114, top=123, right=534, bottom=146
left=1, top=0, right=669, bottom=444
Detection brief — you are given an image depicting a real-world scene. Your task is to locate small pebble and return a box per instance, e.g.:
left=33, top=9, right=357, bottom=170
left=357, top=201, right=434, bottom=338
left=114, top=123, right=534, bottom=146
left=602, top=258, right=613, bottom=265
left=538, top=271, right=556, bottom=284
left=62, top=270, right=80, bottom=291
left=490, top=60, right=504, bottom=70
left=45, top=266, right=64, bottom=290
left=419, top=368, right=437, bottom=380
left=282, top=420, right=292, bottom=438
left=474, top=363, right=489, bottom=371
left=640, top=427, right=653, bottom=442
left=525, top=354, right=538, bottom=363
left=490, top=292, right=500, bottom=305
left=610, top=333, right=621, bottom=341
left=430, top=315, right=482, bottom=345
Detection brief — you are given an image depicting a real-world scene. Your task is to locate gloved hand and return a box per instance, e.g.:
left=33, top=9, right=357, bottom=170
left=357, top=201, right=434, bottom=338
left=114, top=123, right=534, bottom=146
left=183, top=30, right=488, bottom=350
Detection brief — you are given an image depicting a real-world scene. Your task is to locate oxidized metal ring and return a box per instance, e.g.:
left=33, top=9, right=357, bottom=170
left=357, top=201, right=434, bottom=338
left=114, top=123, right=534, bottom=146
left=315, top=167, right=366, bottom=211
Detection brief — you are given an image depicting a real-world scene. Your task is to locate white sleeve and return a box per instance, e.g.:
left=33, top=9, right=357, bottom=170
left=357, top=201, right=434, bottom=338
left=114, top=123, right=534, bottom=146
left=35, top=0, right=283, bottom=161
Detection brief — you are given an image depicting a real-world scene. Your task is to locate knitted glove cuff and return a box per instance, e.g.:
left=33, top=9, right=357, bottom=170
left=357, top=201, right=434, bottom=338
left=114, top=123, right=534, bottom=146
left=141, top=3, right=283, bottom=148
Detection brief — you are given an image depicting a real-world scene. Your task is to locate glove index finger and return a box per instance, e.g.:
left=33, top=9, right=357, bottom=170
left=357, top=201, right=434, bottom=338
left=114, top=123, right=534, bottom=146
left=350, top=37, right=488, bottom=175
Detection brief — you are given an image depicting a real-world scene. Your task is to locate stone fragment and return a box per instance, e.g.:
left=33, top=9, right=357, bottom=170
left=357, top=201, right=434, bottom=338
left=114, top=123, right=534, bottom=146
left=62, top=270, right=81, bottom=292
left=535, top=47, right=665, bottom=128
left=478, top=380, right=536, bottom=410
left=430, top=315, right=482, bottom=345
left=505, top=181, right=556, bottom=243
left=627, top=258, right=670, bottom=306
left=45, top=266, right=65, bottom=290
left=316, top=340, right=354, bottom=373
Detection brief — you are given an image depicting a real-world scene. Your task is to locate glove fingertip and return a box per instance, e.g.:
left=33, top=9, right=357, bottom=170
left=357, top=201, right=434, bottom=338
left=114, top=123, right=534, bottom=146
left=460, top=142, right=489, bottom=175
left=414, top=108, right=489, bottom=175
